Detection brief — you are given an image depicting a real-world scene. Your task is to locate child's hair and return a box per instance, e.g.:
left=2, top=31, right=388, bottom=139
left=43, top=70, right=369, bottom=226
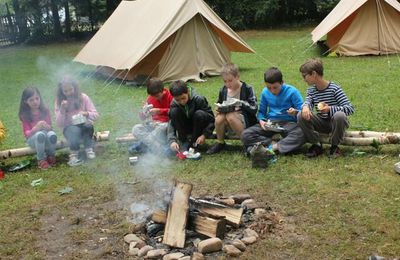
left=264, top=67, right=283, bottom=84
left=19, top=87, right=49, bottom=122
left=147, top=78, right=164, bottom=95
left=299, top=58, right=324, bottom=76
left=56, top=75, right=82, bottom=110
left=221, top=63, right=240, bottom=77
left=169, top=80, right=188, bottom=97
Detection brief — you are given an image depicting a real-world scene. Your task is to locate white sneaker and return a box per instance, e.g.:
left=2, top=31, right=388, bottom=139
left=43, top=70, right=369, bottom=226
left=394, top=161, right=400, bottom=174
left=68, top=153, right=83, bottom=167
left=85, top=148, right=96, bottom=159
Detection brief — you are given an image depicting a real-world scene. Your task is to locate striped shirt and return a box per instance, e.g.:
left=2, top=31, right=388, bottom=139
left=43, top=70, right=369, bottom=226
left=303, top=82, right=354, bottom=119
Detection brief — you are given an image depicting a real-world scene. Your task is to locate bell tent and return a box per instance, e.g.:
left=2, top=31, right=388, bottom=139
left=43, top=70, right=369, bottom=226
left=312, top=0, right=400, bottom=56
left=74, top=0, right=255, bottom=82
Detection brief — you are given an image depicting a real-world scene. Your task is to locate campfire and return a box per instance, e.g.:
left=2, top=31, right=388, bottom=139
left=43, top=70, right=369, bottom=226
left=124, top=181, right=283, bottom=258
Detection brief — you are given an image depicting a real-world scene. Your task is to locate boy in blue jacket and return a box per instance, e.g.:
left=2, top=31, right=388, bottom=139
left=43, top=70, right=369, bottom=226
left=241, top=67, right=305, bottom=155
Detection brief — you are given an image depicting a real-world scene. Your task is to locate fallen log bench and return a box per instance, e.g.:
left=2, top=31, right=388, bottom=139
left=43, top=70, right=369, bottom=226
left=116, top=131, right=400, bottom=146
left=0, top=131, right=110, bottom=159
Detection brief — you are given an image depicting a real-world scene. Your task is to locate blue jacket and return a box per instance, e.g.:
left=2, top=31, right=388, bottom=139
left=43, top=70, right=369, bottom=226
left=257, top=84, right=303, bottom=122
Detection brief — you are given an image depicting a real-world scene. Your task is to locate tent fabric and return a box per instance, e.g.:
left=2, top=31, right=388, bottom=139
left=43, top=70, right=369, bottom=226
left=74, top=0, right=254, bottom=82
left=311, top=0, right=400, bottom=56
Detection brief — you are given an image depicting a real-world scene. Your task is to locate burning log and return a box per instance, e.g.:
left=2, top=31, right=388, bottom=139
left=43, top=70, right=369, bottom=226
left=0, top=131, right=110, bottom=159
left=163, top=181, right=193, bottom=248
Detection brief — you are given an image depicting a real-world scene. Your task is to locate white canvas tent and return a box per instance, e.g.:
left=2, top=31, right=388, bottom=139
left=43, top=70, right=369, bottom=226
left=74, top=0, right=255, bottom=82
left=312, top=0, right=400, bottom=56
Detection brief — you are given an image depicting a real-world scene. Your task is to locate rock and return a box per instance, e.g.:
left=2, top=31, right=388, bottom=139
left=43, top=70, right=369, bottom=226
left=128, top=247, right=139, bottom=256
left=136, top=239, right=146, bottom=249
left=232, top=239, right=246, bottom=251
left=223, top=245, right=242, bottom=257
left=191, top=252, right=205, bottom=260
left=179, top=257, right=191, bottom=260
left=254, top=208, right=267, bottom=215
left=146, top=249, right=169, bottom=259
left=197, top=238, right=223, bottom=254
left=138, top=245, right=154, bottom=257
left=163, top=252, right=185, bottom=260
left=124, top=233, right=141, bottom=244
left=243, top=228, right=259, bottom=238
left=229, top=194, right=252, bottom=204
left=241, top=236, right=257, bottom=245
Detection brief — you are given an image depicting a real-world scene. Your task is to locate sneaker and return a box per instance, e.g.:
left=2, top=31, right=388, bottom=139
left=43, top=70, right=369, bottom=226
left=47, top=156, right=56, bottom=166
left=128, top=141, right=147, bottom=154
left=85, top=148, right=96, bottom=159
left=206, top=142, right=225, bottom=154
left=305, top=144, right=323, bottom=158
left=328, top=145, right=342, bottom=159
left=394, top=162, right=400, bottom=174
left=38, top=159, right=50, bottom=170
left=68, top=154, right=83, bottom=167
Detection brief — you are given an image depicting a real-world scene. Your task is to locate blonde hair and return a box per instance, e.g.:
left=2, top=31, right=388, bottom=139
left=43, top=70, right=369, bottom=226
left=221, top=63, right=240, bottom=77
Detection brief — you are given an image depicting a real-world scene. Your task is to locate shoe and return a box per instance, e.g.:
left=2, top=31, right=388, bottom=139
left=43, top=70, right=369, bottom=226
left=128, top=141, right=147, bottom=154
left=85, top=148, right=96, bottom=159
left=394, top=162, right=400, bottom=174
left=305, top=144, right=323, bottom=158
left=38, top=159, right=50, bottom=170
left=68, top=153, right=83, bottom=167
left=206, top=142, right=225, bottom=154
left=47, top=156, right=56, bottom=166
left=328, top=145, right=342, bottom=159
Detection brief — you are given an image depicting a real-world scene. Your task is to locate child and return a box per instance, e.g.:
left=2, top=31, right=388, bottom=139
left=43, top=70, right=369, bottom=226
left=298, top=58, right=355, bottom=158
left=207, top=63, right=258, bottom=154
left=167, top=80, right=215, bottom=153
left=55, top=76, right=99, bottom=166
left=19, top=87, right=57, bottom=170
left=131, top=78, right=173, bottom=153
left=241, top=67, right=305, bottom=155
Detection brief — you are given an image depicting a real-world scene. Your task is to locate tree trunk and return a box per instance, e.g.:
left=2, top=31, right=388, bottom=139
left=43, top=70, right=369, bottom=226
left=64, top=0, right=71, bottom=37
left=12, top=0, right=29, bottom=42
left=50, top=0, right=62, bottom=39
left=87, top=0, right=94, bottom=31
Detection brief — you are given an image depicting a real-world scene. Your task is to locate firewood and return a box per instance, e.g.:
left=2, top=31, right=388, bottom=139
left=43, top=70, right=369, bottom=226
left=163, top=181, right=193, bottom=248
left=151, top=210, right=226, bottom=238
left=229, top=194, right=252, bottom=204
left=188, top=212, right=226, bottom=239
left=195, top=205, right=243, bottom=228
left=116, top=133, right=136, bottom=143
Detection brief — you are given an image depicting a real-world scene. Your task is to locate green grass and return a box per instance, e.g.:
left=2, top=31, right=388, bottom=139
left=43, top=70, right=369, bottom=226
left=0, top=27, right=400, bottom=259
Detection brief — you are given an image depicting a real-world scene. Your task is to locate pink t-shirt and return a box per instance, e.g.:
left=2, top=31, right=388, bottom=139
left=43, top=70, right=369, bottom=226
left=20, top=109, right=52, bottom=138
left=55, top=93, right=99, bottom=129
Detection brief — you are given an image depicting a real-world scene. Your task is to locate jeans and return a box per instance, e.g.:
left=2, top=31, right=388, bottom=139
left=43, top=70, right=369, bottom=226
left=64, top=123, right=94, bottom=151
left=27, top=130, right=57, bottom=160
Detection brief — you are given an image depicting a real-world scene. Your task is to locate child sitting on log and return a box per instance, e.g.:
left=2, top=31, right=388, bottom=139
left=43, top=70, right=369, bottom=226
left=167, top=80, right=215, bottom=153
left=130, top=78, right=173, bottom=154
left=55, top=76, right=99, bottom=167
left=19, top=87, right=57, bottom=170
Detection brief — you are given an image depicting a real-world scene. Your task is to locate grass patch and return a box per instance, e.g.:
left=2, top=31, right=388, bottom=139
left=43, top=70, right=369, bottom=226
left=0, top=27, right=399, bottom=259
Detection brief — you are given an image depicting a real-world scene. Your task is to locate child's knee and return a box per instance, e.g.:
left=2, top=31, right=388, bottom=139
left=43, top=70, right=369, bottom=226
left=36, top=132, right=46, bottom=142
left=332, top=111, right=347, bottom=122
left=48, top=132, right=57, bottom=144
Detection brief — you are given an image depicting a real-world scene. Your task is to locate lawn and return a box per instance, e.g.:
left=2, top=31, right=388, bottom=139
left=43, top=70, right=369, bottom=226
left=0, top=27, right=399, bottom=259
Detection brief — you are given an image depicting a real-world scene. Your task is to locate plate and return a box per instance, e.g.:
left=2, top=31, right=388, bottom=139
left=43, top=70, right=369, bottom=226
left=8, top=160, right=31, bottom=172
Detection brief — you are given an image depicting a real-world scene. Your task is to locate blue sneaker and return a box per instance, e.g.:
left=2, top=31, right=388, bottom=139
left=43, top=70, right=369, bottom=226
left=128, top=141, right=146, bottom=154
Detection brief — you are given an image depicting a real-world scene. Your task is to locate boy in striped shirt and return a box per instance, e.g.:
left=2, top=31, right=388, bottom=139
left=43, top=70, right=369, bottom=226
left=298, top=58, right=354, bottom=158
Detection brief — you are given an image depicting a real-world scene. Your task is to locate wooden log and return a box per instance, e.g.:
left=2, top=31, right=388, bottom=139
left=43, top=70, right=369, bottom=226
left=0, top=131, right=110, bottom=159
left=116, top=133, right=136, bottom=143
left=189, top=212, right=226, bottom=239
left=319, top=135, right=399, bottom=146
left=195, top=205, right=243, bottom=228
left=345, top=131, right=400, bottom=138
left=151, top=210, right=226, bottom=239
left=163, top=181, right=193, bottom=248
left=94, top=130, right=110, bottom=141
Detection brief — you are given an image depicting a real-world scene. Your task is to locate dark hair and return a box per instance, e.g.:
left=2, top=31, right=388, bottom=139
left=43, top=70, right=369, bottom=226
left=264, top=67, right=283, bottom=84
left=169, top=80, right=188, bottom=97
left=147, top=78, right=164, bottom=95
left=56, top=75, right=82, bottom=110
left=299, top=58, right=324, bottom=76
left=19, top=87, right=49, bottom=122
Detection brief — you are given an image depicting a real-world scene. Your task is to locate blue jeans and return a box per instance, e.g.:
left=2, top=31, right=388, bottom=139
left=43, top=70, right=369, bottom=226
left=27, top=130, right=57, bottom=160
left=63, top=123, right=94, bottom=151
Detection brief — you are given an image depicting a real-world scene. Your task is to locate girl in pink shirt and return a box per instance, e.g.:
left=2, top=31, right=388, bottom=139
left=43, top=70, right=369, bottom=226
left=55, top=76, right=99, bottom=167
left=19, top=87, right=57, bottom=170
